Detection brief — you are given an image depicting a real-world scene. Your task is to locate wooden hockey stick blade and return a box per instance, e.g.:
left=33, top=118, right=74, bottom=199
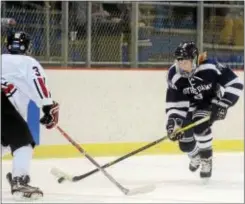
left=51, top=167, right=73, bottom=182
left=51, top=167, right=155, bottom=195
left=125, top=184, right=156, bottom=196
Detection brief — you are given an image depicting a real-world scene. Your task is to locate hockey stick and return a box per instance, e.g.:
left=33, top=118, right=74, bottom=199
left=52, top=116, right=210, bottom=183
left=53, top=126, right=156, bottom=196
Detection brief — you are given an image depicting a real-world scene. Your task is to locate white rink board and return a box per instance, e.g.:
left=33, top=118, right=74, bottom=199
left=40, top=70, right=244, bottom=145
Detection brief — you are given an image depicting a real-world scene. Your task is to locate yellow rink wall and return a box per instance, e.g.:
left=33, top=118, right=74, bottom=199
left=3, top=140, right=243, bottom=160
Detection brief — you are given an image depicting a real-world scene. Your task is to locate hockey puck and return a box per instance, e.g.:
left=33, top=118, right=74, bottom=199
left=58, top=177, right=65, bottom=183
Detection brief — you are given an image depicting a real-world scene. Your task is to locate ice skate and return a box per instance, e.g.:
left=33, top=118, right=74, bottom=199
left=200, top=157, right=212, bottom=179
left=7, top=172, right=43, bottom=201
left=189, top=154, right=201, bottom=172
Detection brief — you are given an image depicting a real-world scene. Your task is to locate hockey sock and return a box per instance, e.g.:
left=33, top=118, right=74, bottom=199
left=187, top=142, right=199, bottom=158
left=194, top=132, right=213, bottom=158
left=12, top=145, right=33, bottom=177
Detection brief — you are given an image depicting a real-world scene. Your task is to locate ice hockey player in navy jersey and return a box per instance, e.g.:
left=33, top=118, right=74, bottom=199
left=2, top=31, right=59, bottom=200
left=166, top=41, right=243, bottom=179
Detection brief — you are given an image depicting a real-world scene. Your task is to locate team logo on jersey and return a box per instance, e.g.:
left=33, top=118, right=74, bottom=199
left=183, top=83, right=212, bottom=100
left=182, top=76, right=212, bottom=100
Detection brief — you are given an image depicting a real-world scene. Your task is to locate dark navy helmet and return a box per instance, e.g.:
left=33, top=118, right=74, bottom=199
left=174, top=41, right=199, bottom=78
left=174, top=41, right=199, bottom=61
left=7, top=31, right=30, bottom=54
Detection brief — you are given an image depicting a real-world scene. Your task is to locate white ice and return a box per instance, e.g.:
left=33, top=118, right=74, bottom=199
left=2, top=153, right=244, bottom=203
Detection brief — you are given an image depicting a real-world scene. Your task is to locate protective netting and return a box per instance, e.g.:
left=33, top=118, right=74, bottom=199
left=1, top=1, right=243, bottom=68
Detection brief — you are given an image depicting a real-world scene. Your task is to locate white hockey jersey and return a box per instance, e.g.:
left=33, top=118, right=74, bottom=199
left=1, top=54, right=53, bottom=120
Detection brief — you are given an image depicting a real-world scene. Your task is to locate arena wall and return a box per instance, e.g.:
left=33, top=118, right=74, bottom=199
left=4, top=69, right=244, bottom=159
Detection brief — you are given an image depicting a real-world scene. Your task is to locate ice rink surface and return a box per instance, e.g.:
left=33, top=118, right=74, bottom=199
left=2, top=153, right=244, bottom=203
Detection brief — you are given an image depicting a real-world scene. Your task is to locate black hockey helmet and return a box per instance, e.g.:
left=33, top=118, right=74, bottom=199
left=7, top=31, right=30, bottom=54
left=174, top=41, right=199, bottom=61
left=174, top=41, right=199, bottom=77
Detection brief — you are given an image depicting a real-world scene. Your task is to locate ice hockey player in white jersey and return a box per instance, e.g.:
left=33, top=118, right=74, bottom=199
left=2, top=31, right=59, bottom=200
left=166, top=41, right=243, bottom=179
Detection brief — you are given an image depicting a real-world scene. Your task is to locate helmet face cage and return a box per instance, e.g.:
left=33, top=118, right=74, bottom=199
left=174, top=42, right=199, bottom=78
left=7, top=32, right=30, bottom=54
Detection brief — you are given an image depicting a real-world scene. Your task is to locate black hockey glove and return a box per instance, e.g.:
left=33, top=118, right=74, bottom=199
left=210, top=98, right=230, bottom=124
left=40, top=101, right=59, bottom=129
left=166, top=118, right=184, bottom=141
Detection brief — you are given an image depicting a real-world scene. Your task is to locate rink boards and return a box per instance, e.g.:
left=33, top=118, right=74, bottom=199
left=4, top=69, right=244, bottom=159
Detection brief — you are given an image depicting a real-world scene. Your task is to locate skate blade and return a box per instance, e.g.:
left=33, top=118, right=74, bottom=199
left=201, top=177, right=211, bottom=185
left=13, top=191, right=43, bottom=201
left=189, top=166, right=200, bottom=172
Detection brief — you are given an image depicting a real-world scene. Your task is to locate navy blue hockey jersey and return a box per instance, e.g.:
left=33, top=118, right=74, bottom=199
left=166, top=59, right=243, bottom=119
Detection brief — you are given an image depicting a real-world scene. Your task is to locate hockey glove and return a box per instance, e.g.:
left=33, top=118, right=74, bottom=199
left=40, top=101, right=59, bottom=129
left=210, top=98, right=229, bottom=124
left=166, top=118, right=184, bottom=141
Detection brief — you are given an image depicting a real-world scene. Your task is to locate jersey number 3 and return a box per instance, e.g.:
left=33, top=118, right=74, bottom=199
left=33, top=66, right=41, bottom=76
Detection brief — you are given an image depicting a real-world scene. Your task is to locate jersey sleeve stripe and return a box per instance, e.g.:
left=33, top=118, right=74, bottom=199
left=223, top=92, right=239, bottom=105
left=166, top=109, right=187, bottom=118
left=195, top=133, right=213, bottom=142
left=224, top=77, right=242, bottom=87
left=228, top=83, right=244, bottom=90
left=188, top=107, right=196, bottom=112
left=43, top=78, right=52, bottom=97
left=3, top=87, right=17, bottom=97
left=196, top=64, right=221, bottom=75
left=225, top=86, right=243, bottom=97
left=171, top=73, right=181, bottom=85
left=221, top=98, right=233, bottom=105
left=37, top=78, right=49, bottom=98
left=166, top=101, right=189, bottom=109
left=33, top=79, right=43, bottom=99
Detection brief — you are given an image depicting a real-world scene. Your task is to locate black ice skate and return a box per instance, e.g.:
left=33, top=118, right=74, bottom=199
left=7, top=172, right=43, bottom=201
left=200, top=157, right=212, bottom=179
left=189, top=154, right=201, bottom=172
